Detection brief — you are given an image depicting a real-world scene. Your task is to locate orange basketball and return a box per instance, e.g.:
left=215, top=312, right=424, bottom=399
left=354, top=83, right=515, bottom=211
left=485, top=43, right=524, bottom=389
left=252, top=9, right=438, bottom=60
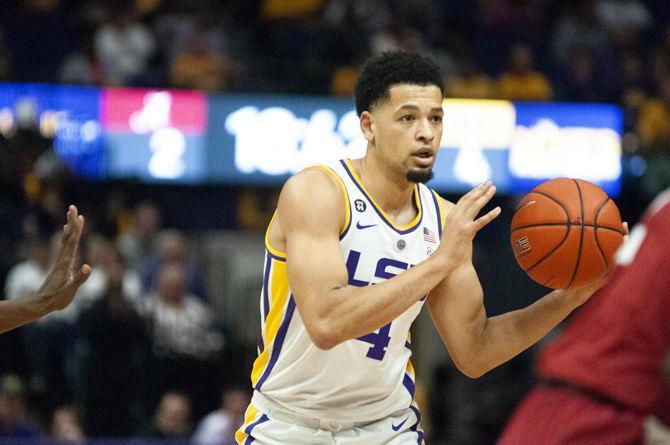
left=510, top=178, right=624, bottom=289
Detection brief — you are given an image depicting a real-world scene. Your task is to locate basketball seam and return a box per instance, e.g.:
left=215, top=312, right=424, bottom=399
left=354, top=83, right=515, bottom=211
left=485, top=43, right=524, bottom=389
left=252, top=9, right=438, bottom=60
left=511, top=223, right=623, bottom=233
left=518, top=190, right=564, bottom=210
left=520, top=190, right=571, bottom=274
left=566, top=179, right=585, bottom=288
left=593, top=197, right=611, bottom=269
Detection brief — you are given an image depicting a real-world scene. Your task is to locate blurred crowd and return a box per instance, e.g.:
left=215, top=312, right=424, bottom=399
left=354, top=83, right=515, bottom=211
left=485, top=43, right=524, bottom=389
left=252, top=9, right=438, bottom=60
left=1, top=0, right=669, bottom=191
left=0, top=185, right=237, bottom=439
left=1, top=0, right=670, bottom=444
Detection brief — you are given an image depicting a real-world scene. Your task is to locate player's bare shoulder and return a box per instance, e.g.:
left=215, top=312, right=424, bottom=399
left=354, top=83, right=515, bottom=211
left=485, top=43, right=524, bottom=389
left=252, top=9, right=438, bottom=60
left=278, top=167, right=345, bottom=214
left=271, top=167, right=347, bottom=247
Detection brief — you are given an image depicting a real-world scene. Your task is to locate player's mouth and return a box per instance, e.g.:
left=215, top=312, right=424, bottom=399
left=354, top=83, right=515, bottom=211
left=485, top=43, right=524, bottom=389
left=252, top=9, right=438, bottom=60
left=412, top=148, right=435, bottom=167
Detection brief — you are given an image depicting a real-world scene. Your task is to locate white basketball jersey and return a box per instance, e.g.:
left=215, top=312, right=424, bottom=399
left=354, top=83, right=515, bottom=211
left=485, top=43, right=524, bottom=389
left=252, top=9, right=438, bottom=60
left=249, top=158, right=445, bottom=423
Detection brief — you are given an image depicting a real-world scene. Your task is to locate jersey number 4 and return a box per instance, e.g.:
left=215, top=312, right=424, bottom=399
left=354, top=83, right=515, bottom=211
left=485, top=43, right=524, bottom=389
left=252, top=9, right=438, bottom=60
left=346, top=250, right=412, bottom=361
left=356, top=323, right=391, bottom=361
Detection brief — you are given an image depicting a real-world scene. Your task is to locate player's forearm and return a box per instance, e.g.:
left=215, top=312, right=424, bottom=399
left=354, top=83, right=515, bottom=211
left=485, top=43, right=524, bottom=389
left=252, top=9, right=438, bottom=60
left=0, top=294, right=49, bottom=334
left=473, top=289, right=582, bottom=376
left=313, top=255, right=453, bottom=349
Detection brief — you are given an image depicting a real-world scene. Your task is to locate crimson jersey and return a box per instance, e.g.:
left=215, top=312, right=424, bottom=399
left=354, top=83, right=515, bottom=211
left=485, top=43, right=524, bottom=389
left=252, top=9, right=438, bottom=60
left=537, top=188, right=670, bottom=424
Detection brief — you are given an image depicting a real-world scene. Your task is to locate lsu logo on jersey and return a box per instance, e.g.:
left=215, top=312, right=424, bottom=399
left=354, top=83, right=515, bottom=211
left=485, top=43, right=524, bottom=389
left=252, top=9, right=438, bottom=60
left=345, top=249, right=418, bottom=361
left=345, top=249, right=413, bottom=286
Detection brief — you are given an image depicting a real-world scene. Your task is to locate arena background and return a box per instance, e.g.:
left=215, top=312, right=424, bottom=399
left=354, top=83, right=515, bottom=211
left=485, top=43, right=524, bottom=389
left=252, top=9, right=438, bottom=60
left=0, top=0, right=668, bottom=443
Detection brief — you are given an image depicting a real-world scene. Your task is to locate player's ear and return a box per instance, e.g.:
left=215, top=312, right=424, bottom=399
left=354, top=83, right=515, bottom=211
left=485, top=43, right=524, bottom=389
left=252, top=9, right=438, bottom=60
left=360, top=111, right=375, bottom=142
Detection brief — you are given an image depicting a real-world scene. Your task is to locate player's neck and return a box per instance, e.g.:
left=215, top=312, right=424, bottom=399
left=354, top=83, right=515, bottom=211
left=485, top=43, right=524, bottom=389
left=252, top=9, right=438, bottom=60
left=351, top=157, right=416, bottom=215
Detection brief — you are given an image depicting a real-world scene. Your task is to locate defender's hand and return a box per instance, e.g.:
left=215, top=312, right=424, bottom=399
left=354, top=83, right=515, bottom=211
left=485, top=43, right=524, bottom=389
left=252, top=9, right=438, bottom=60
left=38, top=205, right=91, bottom=312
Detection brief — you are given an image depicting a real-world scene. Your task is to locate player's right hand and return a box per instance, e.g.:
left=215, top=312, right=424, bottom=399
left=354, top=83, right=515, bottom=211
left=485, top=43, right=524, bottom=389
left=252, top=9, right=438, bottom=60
left=437, top=181, right=501, bottom=268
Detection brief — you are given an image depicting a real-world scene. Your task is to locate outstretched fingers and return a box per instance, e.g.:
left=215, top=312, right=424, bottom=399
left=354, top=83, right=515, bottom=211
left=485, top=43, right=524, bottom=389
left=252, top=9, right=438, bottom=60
left=458, top=181, right=491, bottom=205
left=621, top=221, right=630, bottom=243
left=61, top=206, right=75, bottom=241
left=462, top=180, right=494, bottom=203
left=70, top=214, right=85, bottom=271
left=471, top=182, right=497, bottom=216
left=457, top=182, right=498, bottom=222
left=471, top=206, right=501, bottom=232
left=68, top=264, right=92, bottom=290
left=57, top=206, right=85, bottom=270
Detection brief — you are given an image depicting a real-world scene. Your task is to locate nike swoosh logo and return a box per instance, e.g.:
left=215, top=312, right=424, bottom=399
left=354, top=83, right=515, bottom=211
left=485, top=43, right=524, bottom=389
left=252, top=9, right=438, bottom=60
left=356, top=222, right=377, bottom=230
left=391, top=417, right=408, bottom=431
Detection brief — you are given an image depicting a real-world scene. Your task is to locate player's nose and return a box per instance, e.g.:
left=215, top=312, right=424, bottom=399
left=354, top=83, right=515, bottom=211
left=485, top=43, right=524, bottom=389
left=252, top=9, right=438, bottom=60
left=416, top=118, right=435, bottom=142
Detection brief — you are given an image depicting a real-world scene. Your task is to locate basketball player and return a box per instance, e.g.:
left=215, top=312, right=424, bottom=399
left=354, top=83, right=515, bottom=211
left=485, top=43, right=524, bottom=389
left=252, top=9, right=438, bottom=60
left=498, top=186, right=670, bottom=444
left=236, top=51, right=604, bottom=445
left=0, top=205, right=90, bottom=334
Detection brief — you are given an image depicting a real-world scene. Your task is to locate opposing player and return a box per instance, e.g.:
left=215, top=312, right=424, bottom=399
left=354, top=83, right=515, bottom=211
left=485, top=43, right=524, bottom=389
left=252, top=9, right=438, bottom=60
left=498, top=186, right=670, bottom=444
left=236, top=51, right=604, bottom=445
left=0, top=205, right=90, bottom=334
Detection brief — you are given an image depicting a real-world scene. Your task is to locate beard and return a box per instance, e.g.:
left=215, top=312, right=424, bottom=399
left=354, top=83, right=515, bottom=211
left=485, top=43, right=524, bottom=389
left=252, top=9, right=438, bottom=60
left=406, top=168, right=434, bottom=184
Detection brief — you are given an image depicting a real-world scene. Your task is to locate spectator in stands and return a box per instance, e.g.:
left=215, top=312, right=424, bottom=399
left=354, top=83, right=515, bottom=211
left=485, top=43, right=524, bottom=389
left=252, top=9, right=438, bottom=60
left=50, top=405, right=84, bottom=444
left=321, top=0, right=389, bottom=37
left=369, top=13, right=427, bottom=55
left=597, top=0, right=652, bottom=39
left=78, top=234, right=142, bottom=304
left=98, top=190, right=134, bottom=239
left=77, top=244, right=150, bottom=437
left=618, top=51, right=648, bottom=104
left=7, top=231, right=87, bottom=419
left=477, top=0, right=549, bottom=74
left=557, top=45, right=619, bottom=103
left=550, top=0, right=611, bottom=69
left=154, top=3, right=230, bottom=66
left=170, top=34, right=235, bottom=92
left=0, top=375, right=39, bottom=438
left=118, top=201, right=162, bottom=276
left=142, top=229, right=207, bottom=301
left=330, top=60, right=363, bottom=97
left=58, top=29, right=104, bottom=85
left=5, top=233, right=51, bottom=307
left=498, top=43, right=553, bottom=101
left=143, top=263, right=224, bottom=419
left=445, top=55, right=497, bottom=99
left=93, top=3, right=156, bottom=85
left=143, top=263, right=221, bottom=358
left=637, top=76, right=670, bottom=150
left=142, top=391, right=192, bottom=440
left=320, top=0, right=386, bottom=74
left=193, top=387, right=250, bottom=445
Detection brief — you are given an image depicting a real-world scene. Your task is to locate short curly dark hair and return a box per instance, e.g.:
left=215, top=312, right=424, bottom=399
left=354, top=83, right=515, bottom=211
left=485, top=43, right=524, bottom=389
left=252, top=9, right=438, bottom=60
left=354, top=51, right=444, bottom=116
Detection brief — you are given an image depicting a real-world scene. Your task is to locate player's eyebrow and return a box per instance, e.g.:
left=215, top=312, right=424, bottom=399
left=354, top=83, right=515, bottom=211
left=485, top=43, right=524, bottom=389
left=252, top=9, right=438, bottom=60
left=396, top=104, right=444, bottom=113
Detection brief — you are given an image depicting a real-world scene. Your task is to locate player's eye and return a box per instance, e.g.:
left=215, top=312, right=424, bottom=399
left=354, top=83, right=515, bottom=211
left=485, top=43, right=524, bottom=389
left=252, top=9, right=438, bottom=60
left=401, top=115, right=414, bottom=122
left=431, top=115, right=443, bottom=123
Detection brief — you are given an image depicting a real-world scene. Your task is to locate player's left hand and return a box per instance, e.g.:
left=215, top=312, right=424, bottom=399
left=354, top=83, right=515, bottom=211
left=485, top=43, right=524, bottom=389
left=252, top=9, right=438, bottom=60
left=623, top=221, right=629, bottom=240
left=562, top=277, right=605, bottom=306
left=562, top=221, right=629, bottom=306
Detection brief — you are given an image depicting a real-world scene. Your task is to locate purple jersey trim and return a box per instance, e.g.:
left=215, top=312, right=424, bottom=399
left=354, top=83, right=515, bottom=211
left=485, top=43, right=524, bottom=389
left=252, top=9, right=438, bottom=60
left=409, top=405, right=424, bottom=444
left=255, top=296, right=296, bottom=390
left=340, top=159, right=423, bottom=235
left=403, top=373, right=415, bottom=398
left=243, top=413, right=269, bottom=444
left=429, top=189, right=443, bottom=237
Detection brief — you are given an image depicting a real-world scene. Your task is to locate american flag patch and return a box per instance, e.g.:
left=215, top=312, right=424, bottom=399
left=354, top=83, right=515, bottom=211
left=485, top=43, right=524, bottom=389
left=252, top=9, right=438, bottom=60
left=423, top=227, right=437, bottom=243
